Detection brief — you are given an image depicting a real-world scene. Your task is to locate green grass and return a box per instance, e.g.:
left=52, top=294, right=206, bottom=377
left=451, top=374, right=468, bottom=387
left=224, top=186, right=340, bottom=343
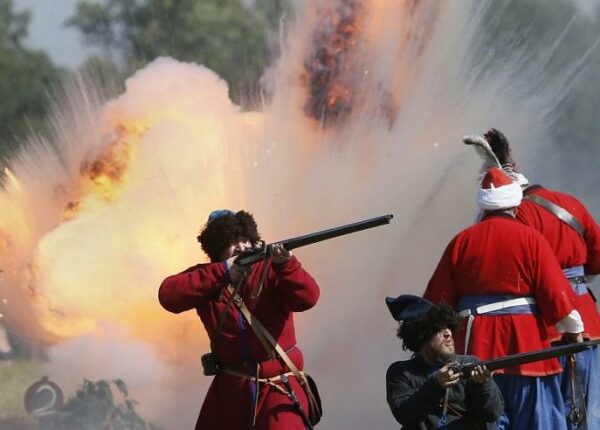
left=0, top=359, right=43, bottom=429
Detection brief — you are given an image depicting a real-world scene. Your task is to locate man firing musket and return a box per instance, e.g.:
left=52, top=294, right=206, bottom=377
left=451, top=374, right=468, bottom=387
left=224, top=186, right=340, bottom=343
left=159, top=210, right=392, bottom=430
left=385, top=295, right=504, bottom=429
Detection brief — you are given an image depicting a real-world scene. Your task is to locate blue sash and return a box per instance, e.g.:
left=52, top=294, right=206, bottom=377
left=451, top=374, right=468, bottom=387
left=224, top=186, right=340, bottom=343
left=563, top=265, right=584, bottom=278
left=563, top=265, right=588, bottom=296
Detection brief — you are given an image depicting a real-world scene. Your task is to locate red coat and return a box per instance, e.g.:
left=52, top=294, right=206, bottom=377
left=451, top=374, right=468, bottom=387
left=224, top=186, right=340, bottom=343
left=159, top=256, right=320, bottom=430
left=424, top=213, right=577, bottom=376
left=516, top=185, right=600, bottom=340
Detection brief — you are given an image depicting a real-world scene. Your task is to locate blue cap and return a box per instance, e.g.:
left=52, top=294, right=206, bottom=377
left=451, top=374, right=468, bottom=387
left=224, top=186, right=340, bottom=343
left=385, top=295, right=433, bottom=322
left=207, top=209, right=235, bottom=224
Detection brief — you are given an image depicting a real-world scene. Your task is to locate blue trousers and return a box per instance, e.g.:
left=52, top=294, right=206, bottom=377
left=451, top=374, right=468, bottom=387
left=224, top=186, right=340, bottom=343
left=558, top=345, right=600, bottom=430
left=494, top=373, right=567, bottom=430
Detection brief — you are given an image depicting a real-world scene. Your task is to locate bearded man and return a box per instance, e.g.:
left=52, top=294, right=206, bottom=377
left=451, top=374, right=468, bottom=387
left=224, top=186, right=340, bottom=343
left=385, top=294, right=503, bottom=429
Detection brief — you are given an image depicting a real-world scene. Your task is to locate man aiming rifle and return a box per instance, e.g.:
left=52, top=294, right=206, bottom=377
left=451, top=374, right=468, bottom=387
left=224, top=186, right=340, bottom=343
left=159, top=210, right=392, bottom=430
left=385, top=295, right=504, bottom=429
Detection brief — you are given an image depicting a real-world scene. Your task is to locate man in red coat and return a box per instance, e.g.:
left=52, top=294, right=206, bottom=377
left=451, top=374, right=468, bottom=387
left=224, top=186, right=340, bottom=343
left=424, top=167, right=584, bottom=430
left=484, top=128, right=600, bottom=429
left=159, top=210, right=320, bottom=429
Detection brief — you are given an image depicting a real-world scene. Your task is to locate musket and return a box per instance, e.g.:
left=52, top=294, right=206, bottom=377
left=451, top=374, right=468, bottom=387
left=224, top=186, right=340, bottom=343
left=234, top=214, right=394, bottom=266
left=453, top=339, right=600, bottom=377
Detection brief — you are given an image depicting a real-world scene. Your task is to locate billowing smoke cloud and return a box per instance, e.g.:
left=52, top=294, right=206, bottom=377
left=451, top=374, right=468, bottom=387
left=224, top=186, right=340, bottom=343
left=1, top=0, right=599, bottom=428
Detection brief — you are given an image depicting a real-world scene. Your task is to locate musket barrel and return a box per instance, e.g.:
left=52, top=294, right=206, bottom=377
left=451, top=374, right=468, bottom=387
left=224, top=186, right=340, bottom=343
left=455, top=339, right=600, bottom=376
left=235, top=214, right=393, bottom=266
left=277, top=214, right=394, bottom=251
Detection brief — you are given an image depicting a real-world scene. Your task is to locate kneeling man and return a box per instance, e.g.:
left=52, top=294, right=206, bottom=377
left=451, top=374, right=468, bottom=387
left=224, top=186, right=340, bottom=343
left=385, top=295, right=503, bottom=429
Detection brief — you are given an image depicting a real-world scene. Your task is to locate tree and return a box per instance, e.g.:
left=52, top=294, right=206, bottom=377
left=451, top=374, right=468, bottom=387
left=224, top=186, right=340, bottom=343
left=67, top=0, right=279, bottom=104
left=0, top=0, right=60, bottom=157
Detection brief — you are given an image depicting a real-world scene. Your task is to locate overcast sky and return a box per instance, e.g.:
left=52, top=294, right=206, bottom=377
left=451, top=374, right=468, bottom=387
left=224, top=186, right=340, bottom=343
left=14, top=0, right=89, bottom=68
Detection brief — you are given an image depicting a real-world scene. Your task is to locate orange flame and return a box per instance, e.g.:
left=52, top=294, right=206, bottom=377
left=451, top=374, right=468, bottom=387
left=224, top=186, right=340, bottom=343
left=60, top=122, right=144, bottom=221
left=80, top=129, right=134, bottom=201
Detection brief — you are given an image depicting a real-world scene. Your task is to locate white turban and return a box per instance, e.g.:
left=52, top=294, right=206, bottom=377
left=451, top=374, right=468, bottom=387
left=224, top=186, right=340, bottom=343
left=477, top=167, right=523, bottom=210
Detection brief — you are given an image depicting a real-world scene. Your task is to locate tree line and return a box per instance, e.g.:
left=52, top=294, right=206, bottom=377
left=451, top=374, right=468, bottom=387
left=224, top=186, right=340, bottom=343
left=1, top=0, right=599, bottom=166
left=0, top=0, right=290, bottom=159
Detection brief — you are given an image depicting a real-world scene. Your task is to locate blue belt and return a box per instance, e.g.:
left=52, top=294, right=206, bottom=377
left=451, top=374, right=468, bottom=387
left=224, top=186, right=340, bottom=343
left=563, top=265, right=584, bottom=278
left=458, top=294, right=539, bottom=316
left=563, top=266, right=588, bottom=296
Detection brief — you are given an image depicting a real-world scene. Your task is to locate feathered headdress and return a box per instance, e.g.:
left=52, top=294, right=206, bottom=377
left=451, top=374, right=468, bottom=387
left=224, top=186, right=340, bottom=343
left=484, top=128, right=513, bottom=166
left=463, top=134, right=502, bottom=170
left=463, top=129, right=529, bottom=187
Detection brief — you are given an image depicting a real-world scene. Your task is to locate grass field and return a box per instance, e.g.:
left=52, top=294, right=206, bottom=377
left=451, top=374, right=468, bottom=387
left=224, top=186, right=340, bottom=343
left=0, top=359, right=43, bottom=429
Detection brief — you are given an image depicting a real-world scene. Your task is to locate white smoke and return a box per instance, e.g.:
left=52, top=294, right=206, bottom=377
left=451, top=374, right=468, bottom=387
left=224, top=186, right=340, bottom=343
left=573, top=0, right=600, bottom=15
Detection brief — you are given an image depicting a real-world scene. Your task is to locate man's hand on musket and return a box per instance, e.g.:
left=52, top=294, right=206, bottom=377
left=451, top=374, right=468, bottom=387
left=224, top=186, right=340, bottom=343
left=562, top=332, right=584, bottom=343
left=469, top=365, right=492, bottom=385
left=226, top=257, right=248, bottom=284
left=434, top=362, right=461, bottom=388
left=270, top=243, right=292, bottom=264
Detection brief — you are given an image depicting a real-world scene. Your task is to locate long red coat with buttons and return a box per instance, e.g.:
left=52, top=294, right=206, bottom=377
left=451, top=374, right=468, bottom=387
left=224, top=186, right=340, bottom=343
left=423, top=213, right=578, bottom=376
left=516, top=185, right=600, bottom=341
left=159, top=256, right=320, bottom=430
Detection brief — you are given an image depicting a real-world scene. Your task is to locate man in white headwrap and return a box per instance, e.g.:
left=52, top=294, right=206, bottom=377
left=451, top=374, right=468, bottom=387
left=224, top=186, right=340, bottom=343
left=424, top=166, right=584, bottom=430
left=484, top=128, right=600, bottom=430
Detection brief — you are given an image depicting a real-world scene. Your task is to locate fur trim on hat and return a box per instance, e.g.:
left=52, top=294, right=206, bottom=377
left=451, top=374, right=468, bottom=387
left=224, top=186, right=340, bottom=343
left=198, top=210, right=261, bottom=262
left=397, top=304, right=459, bottom=353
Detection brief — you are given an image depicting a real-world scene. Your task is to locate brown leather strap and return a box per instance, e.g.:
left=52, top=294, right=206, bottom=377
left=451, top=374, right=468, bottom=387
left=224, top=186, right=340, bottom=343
left=227, top=286, right=320, bottom=425
left=227, top=289, right=290, bottom=365
left=222, top=368, right=297, bottom=384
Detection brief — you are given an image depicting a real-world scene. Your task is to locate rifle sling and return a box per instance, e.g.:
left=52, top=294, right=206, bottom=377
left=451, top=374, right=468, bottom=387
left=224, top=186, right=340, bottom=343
left=226, top=285, right=306, bottom=384
left=226, top=285, right=319, bottom=428
left=214, top=273, right=248, bottom=341
left=524, top=194, right=586, bottom=237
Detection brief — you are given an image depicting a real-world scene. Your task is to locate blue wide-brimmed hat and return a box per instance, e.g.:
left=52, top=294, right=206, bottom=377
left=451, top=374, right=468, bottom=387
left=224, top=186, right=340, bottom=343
left=385, top=295, right=433, bottom=322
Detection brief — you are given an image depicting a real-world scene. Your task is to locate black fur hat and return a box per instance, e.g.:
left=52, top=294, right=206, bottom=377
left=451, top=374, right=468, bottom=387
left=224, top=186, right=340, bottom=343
left=197, top=210, right=261, bottom=262
left=397, top=304, right=460, bottom=353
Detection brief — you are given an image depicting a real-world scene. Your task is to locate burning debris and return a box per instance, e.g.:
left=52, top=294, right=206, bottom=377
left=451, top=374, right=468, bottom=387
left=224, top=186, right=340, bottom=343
left=80, top=131, right=133, bottom=201
left=60, top=125, right=137, bottom=220
left=302, top=0, right=364, bottom=126
left=301, top=0, right=400, bottom=128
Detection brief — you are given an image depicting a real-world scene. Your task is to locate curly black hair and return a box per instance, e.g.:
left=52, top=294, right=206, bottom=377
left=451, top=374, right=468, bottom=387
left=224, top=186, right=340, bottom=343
left=397, top=304, right=460, bottom=353
left=198, top=210, right=261, bottom=262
